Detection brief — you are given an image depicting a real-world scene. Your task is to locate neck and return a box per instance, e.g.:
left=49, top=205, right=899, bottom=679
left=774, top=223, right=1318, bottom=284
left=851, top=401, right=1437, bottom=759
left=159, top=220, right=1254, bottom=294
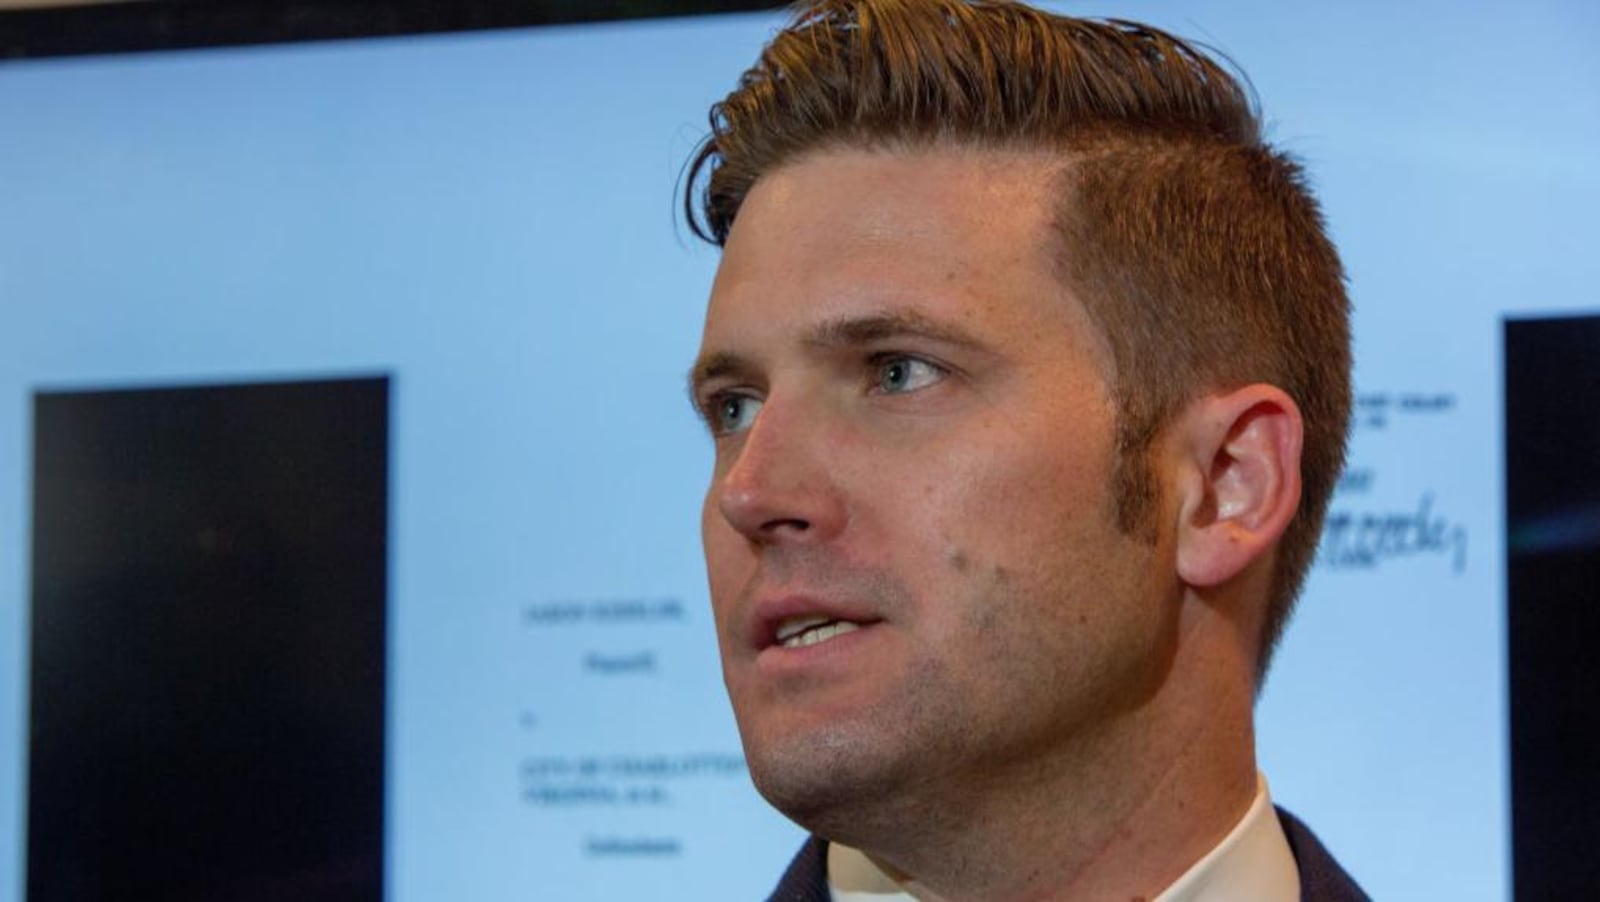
left=832, top=601, right=1259, bottom=901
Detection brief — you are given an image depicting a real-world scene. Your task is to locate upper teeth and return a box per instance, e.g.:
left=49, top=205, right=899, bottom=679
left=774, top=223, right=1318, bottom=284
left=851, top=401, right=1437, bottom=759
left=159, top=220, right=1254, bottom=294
left=775, top=616, right=860, bottom=649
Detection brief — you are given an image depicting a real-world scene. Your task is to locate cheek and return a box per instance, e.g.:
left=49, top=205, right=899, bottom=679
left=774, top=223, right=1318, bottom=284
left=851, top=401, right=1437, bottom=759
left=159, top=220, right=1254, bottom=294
left=903, top=426, right=1143, bottom=655
left=918, top=432, right=1115, bottom=570
left=700, top=495, right=746, bottom=634
left=699, top=489, right=722, bottom=555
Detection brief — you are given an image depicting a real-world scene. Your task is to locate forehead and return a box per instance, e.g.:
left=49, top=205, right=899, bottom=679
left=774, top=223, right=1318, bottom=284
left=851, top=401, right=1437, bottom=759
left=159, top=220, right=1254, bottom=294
left=716, top=147, right=1056, bottom=293
left=701, top=146, right=1108, bottom=367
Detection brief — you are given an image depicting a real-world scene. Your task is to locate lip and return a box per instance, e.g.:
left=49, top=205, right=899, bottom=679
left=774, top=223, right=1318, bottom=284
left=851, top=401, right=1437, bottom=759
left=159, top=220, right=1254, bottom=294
left=747, top=594, right=883, bottom=652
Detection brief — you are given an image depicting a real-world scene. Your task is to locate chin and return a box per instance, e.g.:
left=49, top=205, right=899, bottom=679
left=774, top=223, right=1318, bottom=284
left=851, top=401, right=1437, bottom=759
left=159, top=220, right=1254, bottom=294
left=744, top=724, right=929, bottom=845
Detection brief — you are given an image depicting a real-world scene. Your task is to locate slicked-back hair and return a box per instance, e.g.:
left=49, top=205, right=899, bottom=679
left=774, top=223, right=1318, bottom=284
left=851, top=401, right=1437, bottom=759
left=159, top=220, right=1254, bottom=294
left=684, top=0, right=1351, bottom=680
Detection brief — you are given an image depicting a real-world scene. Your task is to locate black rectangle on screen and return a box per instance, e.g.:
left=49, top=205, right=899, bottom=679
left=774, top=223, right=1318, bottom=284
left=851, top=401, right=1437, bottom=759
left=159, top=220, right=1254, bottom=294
left=1506, top=315, right=1600, bottom=901
left=27, top=377, right=389, bottom=902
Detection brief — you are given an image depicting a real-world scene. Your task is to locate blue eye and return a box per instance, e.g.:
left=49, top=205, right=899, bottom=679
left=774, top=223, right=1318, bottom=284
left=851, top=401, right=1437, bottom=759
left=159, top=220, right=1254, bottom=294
left=710, top=393, right=762, bottom=435
left=876, top=356, right=945, bottom=394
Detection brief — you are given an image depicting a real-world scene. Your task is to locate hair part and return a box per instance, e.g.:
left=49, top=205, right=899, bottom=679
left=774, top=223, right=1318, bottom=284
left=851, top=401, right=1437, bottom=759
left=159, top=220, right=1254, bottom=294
left=684, top=0, right=1351, bottom=681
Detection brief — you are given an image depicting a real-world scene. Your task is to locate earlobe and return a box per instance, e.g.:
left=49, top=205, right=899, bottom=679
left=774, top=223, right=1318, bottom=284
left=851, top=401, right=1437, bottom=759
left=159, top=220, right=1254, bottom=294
left=1173, top=385, right=1304, bottom=589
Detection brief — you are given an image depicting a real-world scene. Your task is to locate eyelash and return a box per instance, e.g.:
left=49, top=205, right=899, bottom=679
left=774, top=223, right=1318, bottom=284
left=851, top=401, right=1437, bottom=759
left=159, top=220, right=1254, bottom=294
left=703, top=390, right=760, bottom=437
left=700, top=353, right=950, bottom=436
left=868, top=353, right=947, bottom=395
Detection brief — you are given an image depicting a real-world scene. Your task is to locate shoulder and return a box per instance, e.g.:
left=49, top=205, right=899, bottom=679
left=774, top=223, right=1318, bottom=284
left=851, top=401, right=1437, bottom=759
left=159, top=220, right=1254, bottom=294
left=767, top=835, right=831, bottom=902
left=1276, top=806, right=1373, bottom=902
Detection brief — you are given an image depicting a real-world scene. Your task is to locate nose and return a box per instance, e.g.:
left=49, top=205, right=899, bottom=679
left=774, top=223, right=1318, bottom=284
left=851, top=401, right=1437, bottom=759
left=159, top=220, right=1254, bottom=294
left=713, top=399, right=847, bottom=546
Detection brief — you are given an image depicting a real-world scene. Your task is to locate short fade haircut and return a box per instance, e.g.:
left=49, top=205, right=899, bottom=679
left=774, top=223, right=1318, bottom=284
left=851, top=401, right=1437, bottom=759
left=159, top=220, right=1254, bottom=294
left=683, top=0, right=1351, bottom=680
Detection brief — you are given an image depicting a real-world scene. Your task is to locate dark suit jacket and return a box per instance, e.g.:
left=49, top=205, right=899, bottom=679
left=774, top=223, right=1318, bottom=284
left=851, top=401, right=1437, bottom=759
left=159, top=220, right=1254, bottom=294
left=767, top=807, right=1370, bottom=901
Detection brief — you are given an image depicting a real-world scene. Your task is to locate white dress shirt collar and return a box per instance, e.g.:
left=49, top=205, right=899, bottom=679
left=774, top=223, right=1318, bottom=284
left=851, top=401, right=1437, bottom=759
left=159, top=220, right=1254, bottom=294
left=827, top=774, right=1299, bottom=902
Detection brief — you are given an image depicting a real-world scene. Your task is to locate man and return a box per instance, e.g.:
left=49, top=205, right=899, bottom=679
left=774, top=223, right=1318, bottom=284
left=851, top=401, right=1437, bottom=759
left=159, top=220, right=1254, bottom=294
left=683, top=1, right=1367, bottom=899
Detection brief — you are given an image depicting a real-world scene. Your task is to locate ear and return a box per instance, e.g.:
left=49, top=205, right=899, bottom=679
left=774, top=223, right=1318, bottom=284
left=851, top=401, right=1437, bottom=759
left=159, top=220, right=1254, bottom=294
left=1171, top=384, right=1304, bottom=589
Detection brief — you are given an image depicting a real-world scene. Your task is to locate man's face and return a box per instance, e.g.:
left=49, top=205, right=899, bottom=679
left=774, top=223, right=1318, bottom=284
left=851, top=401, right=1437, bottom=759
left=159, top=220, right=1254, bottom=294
left=691, top=147, right=1177, bottom=830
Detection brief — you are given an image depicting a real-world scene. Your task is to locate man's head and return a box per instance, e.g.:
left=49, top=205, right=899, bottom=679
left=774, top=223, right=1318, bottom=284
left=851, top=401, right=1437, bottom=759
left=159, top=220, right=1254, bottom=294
left=687, top=0, right=1350, bottom=676
left=684, top=0, right=1350, bottom=858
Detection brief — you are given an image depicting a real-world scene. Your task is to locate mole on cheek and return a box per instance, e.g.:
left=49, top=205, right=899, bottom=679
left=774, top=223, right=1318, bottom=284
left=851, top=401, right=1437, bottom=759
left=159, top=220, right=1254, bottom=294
left=947, top=549, right=970, bottom=572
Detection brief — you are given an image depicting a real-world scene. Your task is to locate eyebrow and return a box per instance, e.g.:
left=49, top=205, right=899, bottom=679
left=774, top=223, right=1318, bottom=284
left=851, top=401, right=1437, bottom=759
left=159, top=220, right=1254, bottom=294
left=804, top=309, right=987, bottom=352
left=685, top=308, right=988, bottom=412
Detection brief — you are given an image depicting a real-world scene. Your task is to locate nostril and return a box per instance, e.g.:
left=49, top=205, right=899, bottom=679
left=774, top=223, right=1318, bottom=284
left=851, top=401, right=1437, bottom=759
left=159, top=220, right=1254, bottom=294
left=762, top=516, right=811, bottom=535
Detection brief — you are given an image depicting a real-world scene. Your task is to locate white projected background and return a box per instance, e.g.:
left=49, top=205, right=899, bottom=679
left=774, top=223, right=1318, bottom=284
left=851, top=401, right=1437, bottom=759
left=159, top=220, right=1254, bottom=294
left=1, top=3, right=1596, bottom=899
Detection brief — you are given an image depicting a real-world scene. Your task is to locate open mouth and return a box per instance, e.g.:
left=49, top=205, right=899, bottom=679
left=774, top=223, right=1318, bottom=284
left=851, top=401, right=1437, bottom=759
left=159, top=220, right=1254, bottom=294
left=773, top=615, right=863, bottom=650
